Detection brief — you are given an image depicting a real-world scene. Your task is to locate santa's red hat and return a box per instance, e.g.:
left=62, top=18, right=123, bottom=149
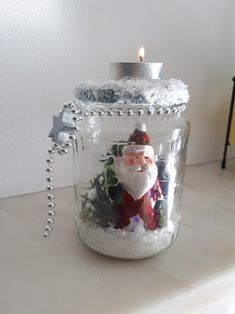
left=122, top=123, right=154, bottom=158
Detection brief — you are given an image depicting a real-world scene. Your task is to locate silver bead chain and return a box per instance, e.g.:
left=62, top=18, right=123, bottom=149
left=43, top=101, right=82, bottom=238
left=86, top=103, right=186, bottom=117
left=44, top=148, right=56, bottom=237
left=43, top=102, right=186, bottom=238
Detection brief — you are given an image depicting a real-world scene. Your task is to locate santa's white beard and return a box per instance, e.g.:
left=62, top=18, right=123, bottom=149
left=115, top=159, right=158, bottom=200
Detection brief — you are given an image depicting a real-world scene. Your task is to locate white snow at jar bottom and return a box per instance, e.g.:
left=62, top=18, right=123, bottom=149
left=77, top=220, right=179, bottom=259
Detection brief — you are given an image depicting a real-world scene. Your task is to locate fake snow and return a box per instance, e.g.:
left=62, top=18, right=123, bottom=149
left=77, top=218, right=178, bottom=259
left=87, top=188, right=97, bottom=201
left=75, top=78, right=189, bottom=107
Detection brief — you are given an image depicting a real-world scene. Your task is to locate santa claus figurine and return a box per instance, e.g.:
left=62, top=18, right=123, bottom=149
left=110, top=122, right=163, bottom=231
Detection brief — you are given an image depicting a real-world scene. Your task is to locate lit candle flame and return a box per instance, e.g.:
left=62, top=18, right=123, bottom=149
left=138, top=47, right=145, bottom=62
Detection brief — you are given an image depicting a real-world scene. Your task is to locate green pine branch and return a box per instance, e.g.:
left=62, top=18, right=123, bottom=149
left=81, top=173, right=116, bottom=228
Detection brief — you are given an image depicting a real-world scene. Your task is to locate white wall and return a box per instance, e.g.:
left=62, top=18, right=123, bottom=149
left=1, top=0, right=235, bottom=198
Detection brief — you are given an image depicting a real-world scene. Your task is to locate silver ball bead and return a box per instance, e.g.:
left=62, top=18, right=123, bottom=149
left=46, top=167, right=54, bottom=173
left=48, top=210, right=56, bottom=217
left=46, top=158, right=54, bottom=164
left=71, top=108, right=78, bottom=114
left=48, top=148, right=55, bottom=154
left=47, top=194, right=55, bottom=201
left=45, top=226, right=52, bottom=232
left=43, top=232, right=51, bottom=238
left=69, top=134, right=76, bottom=140
left=61, top=148, right=69, bottom=154
left=72, top=116, right=78, bottom=122
left=172, top=107, right=178, bottom=114
left=148, top=109, right=154, bottom=115
left=47, top=218, right=54, bottom=225
left=46, top=176, right=54, bottom=183
left=117, top=109, right=123, bottom=116
left=73, top=125, right=80, bottom=132
left=98, top=110, right=104, bottom=116
left=57, top=150, right=64, bottom=155
left=46, top=185, right=54, bottom=191
left=48, top=202, right=55, bottom=208
left=65, top=142, right=72, bottom=148
left=90, top=111, right=96, bottom=116
left=156, top=108, right=163, bottom=115
left=137, top=109, right=144, bottom=116
left=164, top=108, right=172, bottom=114
left=127, top=109, right=133, bottom=116
left=108, top=110, right=114, bottom=116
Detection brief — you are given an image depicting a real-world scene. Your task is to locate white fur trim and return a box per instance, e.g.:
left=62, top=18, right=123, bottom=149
left=135, top=122, right=146, bottom=132
left=122, top=144, right=154, bottom=157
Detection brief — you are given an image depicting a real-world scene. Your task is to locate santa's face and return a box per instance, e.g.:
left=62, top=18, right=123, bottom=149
left=115, top=151, right=158, bottom=200
left=123, top=152, right=154, bottom=168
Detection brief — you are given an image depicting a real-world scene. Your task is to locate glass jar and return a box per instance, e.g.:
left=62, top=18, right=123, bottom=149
left=72, top=78, right=190, bottom=259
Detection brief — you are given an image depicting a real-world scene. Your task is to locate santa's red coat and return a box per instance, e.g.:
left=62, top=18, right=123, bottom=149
left=115, top=180, right=162, bottom=230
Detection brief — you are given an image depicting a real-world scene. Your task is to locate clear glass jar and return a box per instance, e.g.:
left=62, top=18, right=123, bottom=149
left=73, top=101, right=190, bottom=259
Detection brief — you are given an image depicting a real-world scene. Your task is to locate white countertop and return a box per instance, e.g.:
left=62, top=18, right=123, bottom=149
left=1, top=160, right=235, bottom=314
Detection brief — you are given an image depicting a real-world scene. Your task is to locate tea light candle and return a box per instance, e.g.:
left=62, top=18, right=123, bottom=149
left=110, top=47, right=163, bottom=80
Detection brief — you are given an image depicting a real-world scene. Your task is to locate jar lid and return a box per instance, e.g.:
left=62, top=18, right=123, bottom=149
left=75, top=77, right=189, bottom=108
